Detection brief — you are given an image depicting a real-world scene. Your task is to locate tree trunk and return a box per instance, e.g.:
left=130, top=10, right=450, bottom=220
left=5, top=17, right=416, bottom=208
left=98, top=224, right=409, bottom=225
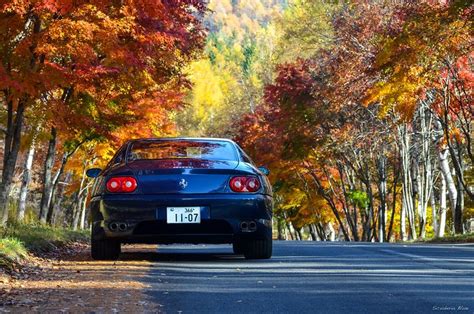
left=277, top=217, right=285, bottom=240
left=72, top=163, right=89, bottom=229
left=288, top=222, right=297, bottom=240
left=430, top=185, right=438, bottom=237
left=437, top=175, right=447, bottom=237
left=309, top=224, right=318, bottom=241
left=365, top=169, right=375, bottom=242
left=50, top=172, right=72, bottom=226
left=296, top=228, right=303, bottom=241
left=336, top=163, right=359, bottom=241
left=418, top=103, right=434, bottom=239
left=438, top=147, right=457, bottom=233
left=17, top=138, right=36, bottom=222
left=1, top=15, right=43, bottom=225
left=454, top=145, right=464, bottom=234
left=73, top=188, right=89, bottom=231
left=315, top=223, right=327, bottom=241
left=282, top=222, right=289, bottom=240
left=72, top=194, right=82, bottom=231
left=455, top=173, right=464, bottom=234
left=47, top=140, right=84, bottom=224
left=387, top=161, right=400, bottom=242
left=398, top=124, right=417, bottom=240
left=438, top=81, right=469, bottom=228
left=284, top=220, right=294, bottom=240
left=398, top=125, right=409, bottom=241
left=408, top=161, right=417, bottom=240
left=39, top=127, right=57, bottom=223
left=306, top=168, right=350, bottom=241
left=400, top=197, right=407, bottom=241
left=79, top=187, right=90, bottom=230
left=418, top=153, right=432, bottom=240
left=377, top=155, right=387, bottom=243
left=46, top=152, right=69, bottom=224
left=326, top=222, right=335, bottom=241
left=0, top=100, right=26, bottom=225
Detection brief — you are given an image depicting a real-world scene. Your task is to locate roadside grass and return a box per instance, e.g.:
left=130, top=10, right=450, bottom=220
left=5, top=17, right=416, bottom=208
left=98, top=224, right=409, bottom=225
left=0, top=223, right=89, bottom=272
left=420, top=232, right=474, bottom=244
left=0, top=238, right=28, bottom=271
left=1, top=223, right=89, bottom=252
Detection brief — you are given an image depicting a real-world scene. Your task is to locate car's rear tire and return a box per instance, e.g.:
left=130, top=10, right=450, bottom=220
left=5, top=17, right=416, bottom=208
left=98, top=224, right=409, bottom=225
left=91, top=238, right=121, bottom=260
left=242, top=237, right=272, bottom=259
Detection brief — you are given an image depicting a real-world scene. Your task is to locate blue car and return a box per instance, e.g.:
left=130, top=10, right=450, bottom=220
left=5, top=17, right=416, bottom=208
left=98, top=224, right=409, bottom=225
left=86, top=138, right=273, bottom=260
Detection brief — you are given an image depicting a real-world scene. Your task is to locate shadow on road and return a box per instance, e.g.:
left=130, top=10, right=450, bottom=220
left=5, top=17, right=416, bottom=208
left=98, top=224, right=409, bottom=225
left=119, top=244, right=244, bottom=263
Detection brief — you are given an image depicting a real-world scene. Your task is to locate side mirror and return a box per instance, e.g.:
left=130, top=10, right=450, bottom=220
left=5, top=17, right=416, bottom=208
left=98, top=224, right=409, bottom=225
left=86, top=168, right=102, bottom=178
left=257, top=166, right=270, bottom=176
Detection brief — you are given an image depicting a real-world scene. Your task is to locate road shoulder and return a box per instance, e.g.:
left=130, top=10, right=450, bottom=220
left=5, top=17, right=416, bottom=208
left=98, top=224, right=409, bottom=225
left=0, top=244, right=159, bottom=313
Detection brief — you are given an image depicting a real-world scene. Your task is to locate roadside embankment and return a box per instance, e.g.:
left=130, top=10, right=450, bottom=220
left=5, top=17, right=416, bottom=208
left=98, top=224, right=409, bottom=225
left=0, top=223, right=88, bottom=273
left=420, top=232, right=474, bottom=244
left=1, top=224, right=159, bottom=312
left=1, top=223, right=91, bottom=305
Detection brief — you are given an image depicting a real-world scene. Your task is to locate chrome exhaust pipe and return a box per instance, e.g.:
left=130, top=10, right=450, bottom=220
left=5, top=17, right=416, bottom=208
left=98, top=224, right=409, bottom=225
left=118, top=223, right=127, bottom=232
left=249, top=221, right=257, bottom=231
left=240, top=221, right=248, bottom=231
left=109, top=222, right=118, bottom=231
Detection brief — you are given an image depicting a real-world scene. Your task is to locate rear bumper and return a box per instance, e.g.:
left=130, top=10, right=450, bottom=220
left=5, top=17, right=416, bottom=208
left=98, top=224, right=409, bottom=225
left=90, top=193, right=273, bottom=244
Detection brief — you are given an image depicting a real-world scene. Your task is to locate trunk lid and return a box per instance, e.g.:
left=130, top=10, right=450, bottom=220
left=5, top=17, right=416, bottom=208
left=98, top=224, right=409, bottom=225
left=128, top=159, right=240, bottom=194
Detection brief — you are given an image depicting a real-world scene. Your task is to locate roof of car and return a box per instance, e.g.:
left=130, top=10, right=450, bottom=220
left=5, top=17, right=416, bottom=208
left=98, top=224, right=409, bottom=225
left=127, top=137, right=236, bottom=143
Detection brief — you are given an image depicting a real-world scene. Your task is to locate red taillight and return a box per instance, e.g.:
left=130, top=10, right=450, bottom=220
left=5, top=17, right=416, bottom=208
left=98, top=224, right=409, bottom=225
left=229, top=176, right=261, bottom=193
left=122, top=177, right=138, bottom=192
left=106, top=177, right=137, bottom=193
left=106, top=178, right=122, bottom=193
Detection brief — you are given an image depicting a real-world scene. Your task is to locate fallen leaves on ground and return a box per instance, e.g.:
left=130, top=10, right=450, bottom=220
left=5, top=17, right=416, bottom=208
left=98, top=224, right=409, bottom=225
left=0, top=244, right=159, bottom=313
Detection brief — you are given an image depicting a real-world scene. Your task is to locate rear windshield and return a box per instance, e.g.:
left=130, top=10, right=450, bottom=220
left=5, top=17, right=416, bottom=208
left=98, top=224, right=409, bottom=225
left=128, top=140, right=237, bottom=161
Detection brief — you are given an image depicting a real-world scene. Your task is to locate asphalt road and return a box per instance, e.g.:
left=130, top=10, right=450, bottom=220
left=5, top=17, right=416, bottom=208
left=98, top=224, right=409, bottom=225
left=140, top=241, right=474, bottom=314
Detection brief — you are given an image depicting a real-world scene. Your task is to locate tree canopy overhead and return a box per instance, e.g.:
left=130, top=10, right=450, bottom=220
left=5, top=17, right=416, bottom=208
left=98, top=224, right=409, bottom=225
left=0, top=0, right=206, bottom=225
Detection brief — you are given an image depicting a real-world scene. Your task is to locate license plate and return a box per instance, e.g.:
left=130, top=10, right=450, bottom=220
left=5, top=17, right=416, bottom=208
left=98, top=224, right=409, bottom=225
left=166, top=207, right=201, bottom=224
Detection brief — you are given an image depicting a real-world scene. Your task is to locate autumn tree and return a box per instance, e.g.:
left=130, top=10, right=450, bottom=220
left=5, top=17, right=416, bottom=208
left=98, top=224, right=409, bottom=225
left=235, top=0, right=472, bottom=241
left=175, top=0, right=284, bottom=137
left=0, top=0, right=206, bottom=225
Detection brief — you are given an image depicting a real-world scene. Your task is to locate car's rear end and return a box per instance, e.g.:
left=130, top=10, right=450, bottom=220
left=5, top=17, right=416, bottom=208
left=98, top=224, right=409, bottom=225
left=88, top=138, right=273, bottom=260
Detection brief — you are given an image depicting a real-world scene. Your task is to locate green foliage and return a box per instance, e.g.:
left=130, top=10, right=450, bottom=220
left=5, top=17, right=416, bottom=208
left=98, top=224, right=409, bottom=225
left=419, top=233, right=474, bottom=244
left=242, top=39, right=257, bottom=78
left=0, top=237, right=28, bottom=271
left=276, top=0, right=339, bottom=61
left=1, top=223, right=89, bottom=253
left=0, top=223, right=88, bottom=271
left=347, top=190, right=369, bottom=209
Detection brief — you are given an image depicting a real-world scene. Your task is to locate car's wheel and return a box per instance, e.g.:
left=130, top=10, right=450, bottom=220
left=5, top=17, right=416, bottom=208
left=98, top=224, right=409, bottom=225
left=242, top=237, right=272, bottom=259
left=91, top=238, right=121, bottom=260
left=232, top=241, right=244, bottom=255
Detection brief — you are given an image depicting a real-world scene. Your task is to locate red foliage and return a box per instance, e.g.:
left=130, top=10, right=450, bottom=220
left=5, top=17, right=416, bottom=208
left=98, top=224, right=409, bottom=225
left=0, top=0, right=206, bottom=144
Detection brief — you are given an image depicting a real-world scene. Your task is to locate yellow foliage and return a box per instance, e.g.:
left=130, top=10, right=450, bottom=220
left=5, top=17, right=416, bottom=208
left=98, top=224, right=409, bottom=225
left=364, top=64, right=427, bottom=120
left=177, top=58, right=241, bottom=136
left=366, top=6, right=472, bottom=120
left=175, top=1, right=282, bottom=137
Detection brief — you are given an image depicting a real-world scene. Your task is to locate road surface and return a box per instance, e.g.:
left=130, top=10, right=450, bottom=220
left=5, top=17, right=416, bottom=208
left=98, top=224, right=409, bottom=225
left=135, top=241, right=474, bottom=313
